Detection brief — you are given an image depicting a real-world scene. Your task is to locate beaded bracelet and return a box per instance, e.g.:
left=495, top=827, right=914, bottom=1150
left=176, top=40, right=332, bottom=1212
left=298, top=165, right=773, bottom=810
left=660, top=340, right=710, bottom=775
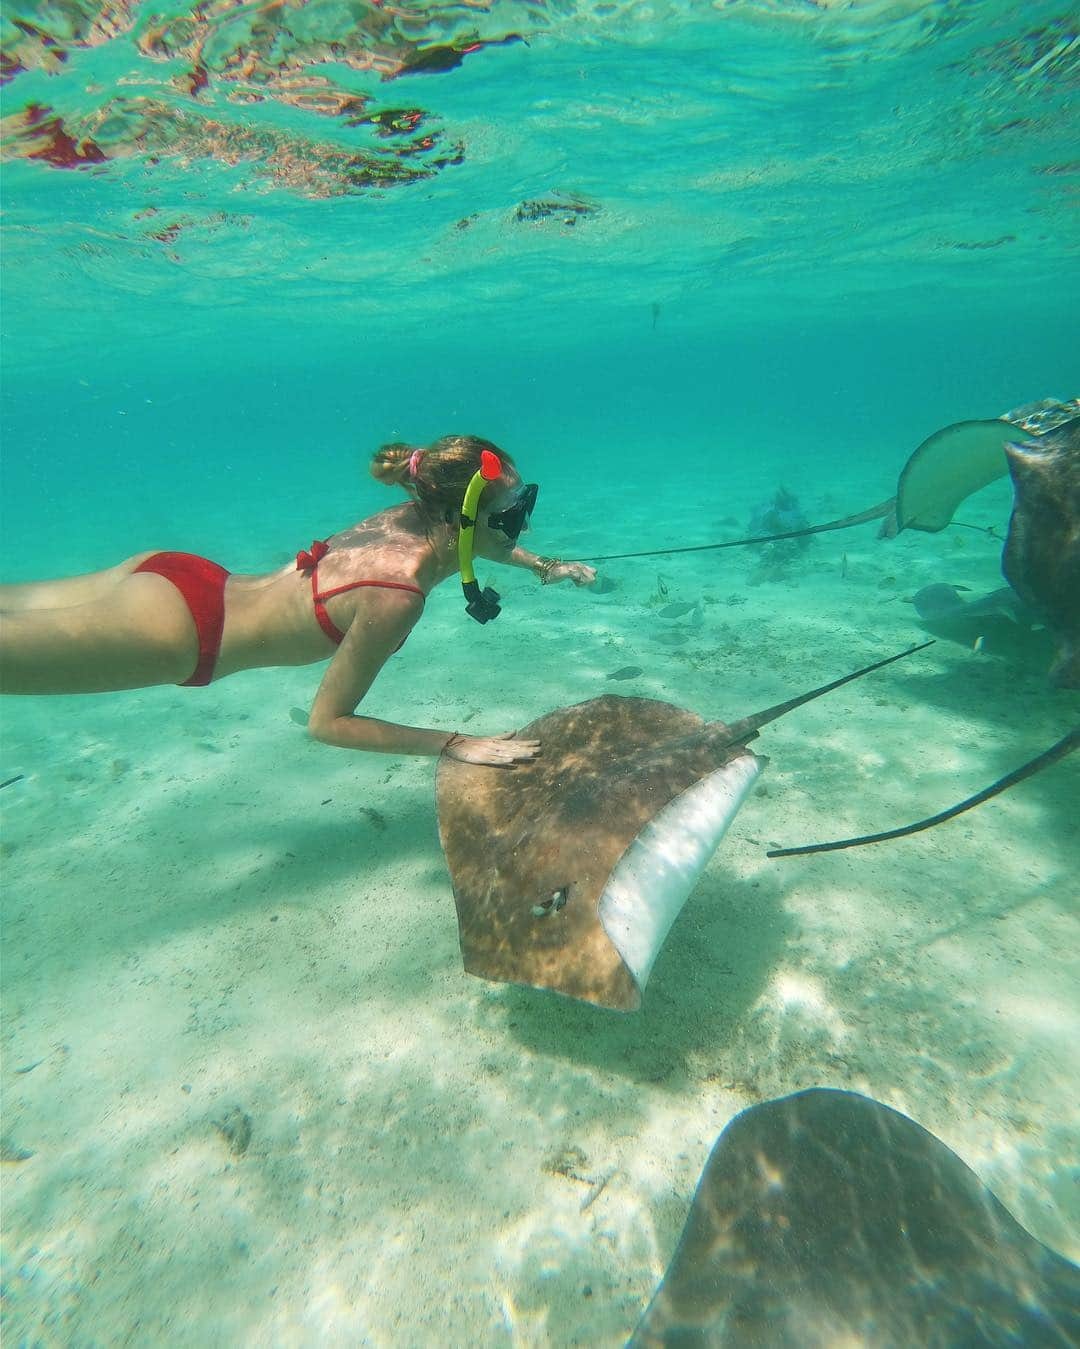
left=535, top=556, right=561, bottom=585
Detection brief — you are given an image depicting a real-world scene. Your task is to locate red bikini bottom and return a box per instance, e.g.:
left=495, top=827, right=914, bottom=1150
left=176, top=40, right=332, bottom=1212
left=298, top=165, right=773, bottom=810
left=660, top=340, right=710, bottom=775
left=134, top=552, right=230, bottom=687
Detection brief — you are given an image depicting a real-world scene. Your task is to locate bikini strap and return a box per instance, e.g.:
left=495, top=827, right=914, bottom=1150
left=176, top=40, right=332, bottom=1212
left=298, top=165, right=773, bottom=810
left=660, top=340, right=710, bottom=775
left=312, top=575, right=425, bottom=645
left=298, top=538, right=425, bottom=643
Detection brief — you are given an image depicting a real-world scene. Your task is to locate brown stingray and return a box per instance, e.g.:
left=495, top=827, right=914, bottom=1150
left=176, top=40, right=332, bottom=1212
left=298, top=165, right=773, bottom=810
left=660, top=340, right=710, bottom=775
left=1002, top=416, right=1080, bottom=688
left=435, top=644, right=929, bottom=1011
left=631, top=1088, right=1080, bottom=1348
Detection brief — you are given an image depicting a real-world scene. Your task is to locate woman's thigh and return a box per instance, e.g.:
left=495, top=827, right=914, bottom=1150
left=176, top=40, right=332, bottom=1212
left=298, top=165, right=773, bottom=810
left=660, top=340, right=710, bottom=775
left=0, top=572, right=198, bottom=693
left=0, top=552, right=159, bottom=613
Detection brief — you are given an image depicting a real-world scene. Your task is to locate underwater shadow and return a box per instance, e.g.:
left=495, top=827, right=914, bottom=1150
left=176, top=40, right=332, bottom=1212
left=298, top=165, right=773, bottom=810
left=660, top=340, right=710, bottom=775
left=487, top=862, right=793, bottom=1089
left=0, top=782, right=441, bottom=997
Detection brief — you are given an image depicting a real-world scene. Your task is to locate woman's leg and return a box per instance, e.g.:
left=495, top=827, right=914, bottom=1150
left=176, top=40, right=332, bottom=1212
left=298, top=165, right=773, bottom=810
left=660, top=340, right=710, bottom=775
left=0, top=552, right=158, bottom=612
left=0, top=571, right=199, bottom=693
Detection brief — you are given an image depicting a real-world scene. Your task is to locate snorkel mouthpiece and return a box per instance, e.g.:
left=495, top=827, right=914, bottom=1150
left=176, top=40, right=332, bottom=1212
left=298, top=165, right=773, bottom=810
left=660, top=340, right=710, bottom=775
left=458, top=451, right=504, bottom=624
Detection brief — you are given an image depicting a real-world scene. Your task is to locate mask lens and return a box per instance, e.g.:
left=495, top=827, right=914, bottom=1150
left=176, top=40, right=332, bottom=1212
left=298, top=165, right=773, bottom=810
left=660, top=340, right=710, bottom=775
left=489, top=482, right=538, bottom=541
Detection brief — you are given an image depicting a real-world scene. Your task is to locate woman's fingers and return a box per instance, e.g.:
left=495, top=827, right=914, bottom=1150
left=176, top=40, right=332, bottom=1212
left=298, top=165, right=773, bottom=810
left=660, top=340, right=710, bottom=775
left=556, top=562, right=596, bottom=586
left=443, top=733, right=541, bottom=766
left=491, top=736, right=540, bottom=761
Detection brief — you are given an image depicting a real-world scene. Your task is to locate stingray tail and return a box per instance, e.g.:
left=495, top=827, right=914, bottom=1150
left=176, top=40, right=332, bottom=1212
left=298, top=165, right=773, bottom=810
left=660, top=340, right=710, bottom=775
left=574, top=499, right=896, bottom=564
left=767, top=727, right=1078, bottom=857
left=719, top=639, right=935, bottom=747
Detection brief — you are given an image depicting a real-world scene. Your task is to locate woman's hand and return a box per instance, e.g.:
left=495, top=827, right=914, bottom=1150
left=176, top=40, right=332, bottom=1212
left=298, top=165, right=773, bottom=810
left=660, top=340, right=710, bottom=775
left=442, top=730, right=541, bottom=767
left=544, top=561, right=597, bottom=587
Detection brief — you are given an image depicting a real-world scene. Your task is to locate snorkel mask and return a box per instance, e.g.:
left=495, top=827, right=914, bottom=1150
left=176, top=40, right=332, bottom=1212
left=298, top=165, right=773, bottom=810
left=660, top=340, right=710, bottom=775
left=458, top=450, right=538, bottom=623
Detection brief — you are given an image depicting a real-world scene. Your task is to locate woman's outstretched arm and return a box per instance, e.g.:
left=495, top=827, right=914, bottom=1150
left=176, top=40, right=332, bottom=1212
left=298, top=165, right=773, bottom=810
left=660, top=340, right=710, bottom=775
left=305, top=590, right=538, bottom=766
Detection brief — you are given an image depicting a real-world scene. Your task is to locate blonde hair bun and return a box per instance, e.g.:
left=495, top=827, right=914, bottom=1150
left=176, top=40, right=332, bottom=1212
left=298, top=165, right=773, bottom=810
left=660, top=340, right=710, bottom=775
left=369, top=442, right=418, bottom=487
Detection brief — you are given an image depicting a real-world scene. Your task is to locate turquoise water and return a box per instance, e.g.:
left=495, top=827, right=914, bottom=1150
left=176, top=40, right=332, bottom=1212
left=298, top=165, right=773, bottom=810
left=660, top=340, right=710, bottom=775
left=2, top=1, right=1079, bottom=1343
left=2, top=0, right=1078, bottom=570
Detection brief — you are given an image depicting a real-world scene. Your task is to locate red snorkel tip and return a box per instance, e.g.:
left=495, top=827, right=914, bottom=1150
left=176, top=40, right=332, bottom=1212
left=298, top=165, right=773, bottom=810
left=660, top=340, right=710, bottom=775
left=480, top=450, right=502, bottom=481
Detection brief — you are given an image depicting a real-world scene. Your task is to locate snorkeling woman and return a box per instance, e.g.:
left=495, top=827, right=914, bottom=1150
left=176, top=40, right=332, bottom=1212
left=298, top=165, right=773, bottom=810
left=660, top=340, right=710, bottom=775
left=0, top=435, right=595, bottom=766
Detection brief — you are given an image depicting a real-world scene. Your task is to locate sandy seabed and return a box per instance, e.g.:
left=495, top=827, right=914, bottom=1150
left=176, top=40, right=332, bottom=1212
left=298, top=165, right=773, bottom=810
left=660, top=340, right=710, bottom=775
left=2, top=469, right=1078, bottom=1345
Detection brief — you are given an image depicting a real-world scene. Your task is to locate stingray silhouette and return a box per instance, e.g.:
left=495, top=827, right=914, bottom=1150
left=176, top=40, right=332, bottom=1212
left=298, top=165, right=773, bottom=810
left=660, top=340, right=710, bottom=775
left=631, top=1088, right=1080, bottom=1348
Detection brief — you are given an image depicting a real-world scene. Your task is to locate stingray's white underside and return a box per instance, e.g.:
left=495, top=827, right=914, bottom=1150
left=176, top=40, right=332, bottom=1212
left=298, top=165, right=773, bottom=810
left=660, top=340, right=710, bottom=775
left=598, top=750, right=763, bottom=998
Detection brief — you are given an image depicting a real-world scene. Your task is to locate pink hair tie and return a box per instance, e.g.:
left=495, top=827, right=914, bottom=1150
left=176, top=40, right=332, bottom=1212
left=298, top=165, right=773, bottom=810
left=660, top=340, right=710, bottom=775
left=408, top=448, right=425, bottom=480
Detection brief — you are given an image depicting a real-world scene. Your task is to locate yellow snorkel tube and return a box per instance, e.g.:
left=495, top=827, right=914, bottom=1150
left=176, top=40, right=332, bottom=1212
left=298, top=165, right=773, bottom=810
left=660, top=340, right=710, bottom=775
left=458, top=449, right=503, bottom=623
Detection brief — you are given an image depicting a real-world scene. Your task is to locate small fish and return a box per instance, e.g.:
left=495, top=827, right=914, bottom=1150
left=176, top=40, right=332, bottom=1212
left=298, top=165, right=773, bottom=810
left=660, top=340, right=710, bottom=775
left=607, top=665, right=643, bottom=681
left=289, top=707, right=308, bottom=727
left=657, top=602, right=698, bottom=620
left=1, top=1140, right=34, bottom=1163
left=650, top=630, right=690, bottom=646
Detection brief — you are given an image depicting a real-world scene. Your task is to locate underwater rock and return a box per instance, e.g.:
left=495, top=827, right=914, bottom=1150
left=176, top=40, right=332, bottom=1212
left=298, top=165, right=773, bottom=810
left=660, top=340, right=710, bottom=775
left=213, top=1107, right=253, bottom=1157
left=513, top=194, right=597, bottom=226
left=631, top=1088, right=1080, bottom=1347
left=1002, top=416, right=1080, bottom=687
left=749, top=488, right=811, bottom=547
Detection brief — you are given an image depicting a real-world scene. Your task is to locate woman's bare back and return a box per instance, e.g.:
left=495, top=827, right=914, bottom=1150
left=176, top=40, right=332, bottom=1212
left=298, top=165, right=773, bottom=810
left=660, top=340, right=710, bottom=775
left=218, top=506, right=430, bottom=676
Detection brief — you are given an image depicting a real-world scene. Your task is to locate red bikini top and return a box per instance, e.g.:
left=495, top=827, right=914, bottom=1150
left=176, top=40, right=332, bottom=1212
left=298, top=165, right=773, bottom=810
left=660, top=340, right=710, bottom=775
left=296, top=539, right=425, bottom=645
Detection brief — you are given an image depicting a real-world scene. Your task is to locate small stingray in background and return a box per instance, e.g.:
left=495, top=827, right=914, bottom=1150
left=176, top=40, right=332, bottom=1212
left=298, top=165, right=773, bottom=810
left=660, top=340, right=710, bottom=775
left=911, top=583, right=1023, bottom=626
left=1002, top=416, right=1080, bottom=688
left=435, top=644, right=929, bottom=1011
left=907, top=583, right=1051, bottom=664
left=630, top=1088, right=1080, bottom=1348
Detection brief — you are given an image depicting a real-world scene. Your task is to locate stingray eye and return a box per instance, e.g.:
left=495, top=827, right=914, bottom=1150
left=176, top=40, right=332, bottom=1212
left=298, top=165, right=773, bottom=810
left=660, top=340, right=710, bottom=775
left=531, top=887, right=568, bottom=918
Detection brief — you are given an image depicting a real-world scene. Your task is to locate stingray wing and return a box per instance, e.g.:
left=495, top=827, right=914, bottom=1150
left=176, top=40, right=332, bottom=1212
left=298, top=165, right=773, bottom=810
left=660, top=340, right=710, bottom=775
left=894, top=418, right=1028, bottom=533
